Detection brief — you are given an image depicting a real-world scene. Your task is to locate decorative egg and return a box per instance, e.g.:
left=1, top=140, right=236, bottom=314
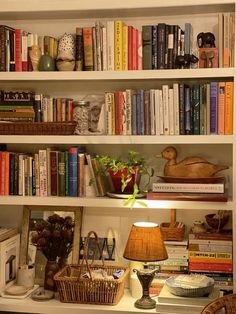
left=57, top=33, right=75, bottom=61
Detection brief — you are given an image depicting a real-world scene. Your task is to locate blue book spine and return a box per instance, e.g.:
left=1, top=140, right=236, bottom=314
left=68, top=147, right=78, bottom=197
left=210, top=81, right=218, bottom=134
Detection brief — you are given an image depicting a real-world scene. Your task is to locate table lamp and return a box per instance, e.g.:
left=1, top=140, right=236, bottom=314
left=123, top=222, right=168, bottom=309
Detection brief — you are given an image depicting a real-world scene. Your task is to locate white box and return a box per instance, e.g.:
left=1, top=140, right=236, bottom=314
left=0, top=234, right=20, bottom=292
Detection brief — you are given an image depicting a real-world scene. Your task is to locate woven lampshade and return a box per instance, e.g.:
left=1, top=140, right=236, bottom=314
left=123, top=222, right=168, bottom=262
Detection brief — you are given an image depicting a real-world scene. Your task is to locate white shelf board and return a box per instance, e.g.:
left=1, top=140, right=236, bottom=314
left=0, top=196, right=233, bottom=211
left=0, top=289, right=156, bottom=314
left=0, top=68, right=234, bottom=81
left=2, top=135, right=234, bottom=145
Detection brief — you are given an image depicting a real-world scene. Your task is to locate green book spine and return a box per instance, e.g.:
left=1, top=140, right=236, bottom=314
left=142, top=25, right=152, bottom=70
left=65, top=150, right=69, bottom=196
left=192, top=84, right=200, bottom=135
left=58, top=151, right=66, bottom=197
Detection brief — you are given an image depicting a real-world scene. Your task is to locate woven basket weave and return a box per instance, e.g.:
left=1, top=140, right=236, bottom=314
left=0, top=122, right=76, bottom=135
left=54, top=231, right=129, bottom=305
left=160, top=209, right=185, bottom=241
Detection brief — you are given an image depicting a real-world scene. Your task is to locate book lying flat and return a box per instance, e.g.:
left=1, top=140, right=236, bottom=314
left=158, top=284, right=220, bottom=306
left=146, top=192, right=228, bottom=202
left=156, top=302, right=204, bottom=314
left=152, top=182, right=225, bottom=193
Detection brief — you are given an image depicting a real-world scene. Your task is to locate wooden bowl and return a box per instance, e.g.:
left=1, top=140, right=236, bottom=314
left=205, top=213, right=229, bottom=230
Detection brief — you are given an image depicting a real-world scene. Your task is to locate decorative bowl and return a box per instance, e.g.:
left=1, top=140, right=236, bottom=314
left=166, top=275, right=214, bottom=297
left=205, top=213, right=229, bottom=230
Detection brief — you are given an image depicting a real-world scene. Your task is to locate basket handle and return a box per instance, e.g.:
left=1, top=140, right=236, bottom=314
left=80, top=231, right=105, bottom=279
left=170, top=208, right=176, bottom=227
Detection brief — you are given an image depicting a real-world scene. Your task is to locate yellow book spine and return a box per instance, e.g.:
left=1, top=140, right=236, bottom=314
left=114, top=20, right=123, bottom=71
left=122, top=24, right=128, bottom=70
left=225, top=81, right=234, bottom=135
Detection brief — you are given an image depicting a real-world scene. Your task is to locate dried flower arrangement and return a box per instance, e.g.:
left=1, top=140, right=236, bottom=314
left=31, top=213, right=74, bottom=263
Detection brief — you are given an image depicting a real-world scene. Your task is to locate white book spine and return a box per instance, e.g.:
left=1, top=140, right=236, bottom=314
left=173, top=83, right=180, bottom=135
left=168, top=88, right=174, bottom=135
left=152, top=182, right=224, bottom=193
left=102, top=26, right=107, bottom=71
left=39, top=149, right=48, bottom=197
left=162, top=85, right=169, bottom=135
left=154, top=89, right=160, bottom=135
left=107, top=21, right=114, bottom=71
left=105, top=92, right=113, bottom=135
left=150, top=89, right=156, bottom=135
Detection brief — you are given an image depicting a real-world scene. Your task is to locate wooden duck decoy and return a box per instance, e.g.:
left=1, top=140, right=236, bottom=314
left=156, top=146, right=229, bottom=178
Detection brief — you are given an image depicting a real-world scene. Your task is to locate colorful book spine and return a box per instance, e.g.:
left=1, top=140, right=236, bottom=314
left=107, top=20, right=114, bottom=71
left=217, top=82, right=225, bottom=135
left=15, top=28, right=22, bottom=72
left=83, top=27, right=94, bottom=71
left=75, top=27, right=83, bottom=71
left=122, top=24, right=128, bottom=71
left=68, top=147, right=79, bottom=197
left=192, top=84, right=200, bottom=135
left=152, top=182, right=224, bottom=193
left=225, top=81, right=233, bottom=135
left=114, top=20, right=123, bottom=71
left=210, top=81, right=218, bottom=134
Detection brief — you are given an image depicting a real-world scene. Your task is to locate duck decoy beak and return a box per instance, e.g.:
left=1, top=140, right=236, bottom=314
left=156, top=154, right=162, bottom=158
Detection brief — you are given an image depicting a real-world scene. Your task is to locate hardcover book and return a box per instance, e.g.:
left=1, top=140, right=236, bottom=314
left=146, top=192, right=228, bottom=202
left=152, top=182, right=225, bottom=194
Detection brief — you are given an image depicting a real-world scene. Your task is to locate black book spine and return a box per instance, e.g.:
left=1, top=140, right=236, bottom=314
left=179, top=83, right=185, bottom=135
left=167, top=24, right=174, bottom=69
left=75, top=27, right=84, bottom=71
left=157, top=23, right=166, bottom=69
left=173, top=25, right=180, bottom=69
left=152, top=25, right=158, bottom=70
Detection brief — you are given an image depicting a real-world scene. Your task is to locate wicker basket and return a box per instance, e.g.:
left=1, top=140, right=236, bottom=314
left=160, top=209, right=185, bottom=241
left=0, top=122, right=76, bottom=135
left=54, top=231, right=129, bottom=305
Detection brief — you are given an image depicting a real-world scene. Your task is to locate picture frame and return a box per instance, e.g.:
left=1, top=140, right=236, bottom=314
left=19, top=205, right=83, bottom=266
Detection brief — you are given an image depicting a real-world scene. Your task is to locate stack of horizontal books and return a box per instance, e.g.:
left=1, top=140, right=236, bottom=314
left=147, top=178, right=228, bottom=202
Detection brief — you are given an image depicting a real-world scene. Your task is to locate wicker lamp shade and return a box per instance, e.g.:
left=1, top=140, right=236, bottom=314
left=123, top=222, right=168, bottom=262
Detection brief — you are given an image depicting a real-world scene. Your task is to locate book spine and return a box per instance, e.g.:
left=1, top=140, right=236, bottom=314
left=152, top=25, right=158, bottom=69
left=21, top=31, right=28, bottom=71
left=179, top=83, right=185, bottom=135
left=122, top=24, right=128, bottom=71
left=75, top=27, right=83, bottom=71
left=150, top=89, right=156, bottom=135
left=15, top=28, right=22, bottom=71
left=192, top=84, right=200, bottom=135
left=162, top=85, right=169, bottom=135
left=223, top=13, right=230, bottom=68
left=189, top=233, right=232, bottom=241
left=114, top=20, right=123, bottom=70
left=167, top=25, right=174, bottom=69
left=138, top=30, right=143, bottom=70
left=0, top=26, right=6, bottom=71
left=105, top=92, right=113, bottom=135
left=68, top=147, right=78, bottom=197
left=9, top=153, right=15, bottom=195
left=154, top=89, right=161, bottom=135
left=50, top=151, right=58, bottom=196
left=189, top=262, right=232, bottom=272
left=146, top=192, right=227, bottom=202
left=168, top=88, right=174, bottom=135
left=78, top=153, right=85, bottom=197
left=142, top=25, right=152, bottom=70
left=188, top=243, right=232, bottom=253
left=102, top=25, right=107, bottom=71
left=217, top=82, right=226, bottom=135
left=58, top=151, right=66, bottom=197
left=184, top=85, right=192, bottom=134
left=157, top=23, right=166, bottom=69
left=115, top=91, right=124, bottom=135
left=144, top=90, right=151, bottom=135
left=210, top=81, right=218, bottom=134
left=39, top=150, right=47, bottom=196
left=152, top=182, right=224, bottom=193
left=13, top=153, right=19, bottom=195
left=131, top=92, right=137, bottom=135
left=125, top=89, right=132, bottom=135
left=83, top=27, right=94, bottom=71
left=173, top=83, right=180, bottom=135
left=95, top=21, right=102, bottom=71
left=85, top=154, right=99, bottom=196
left=128, top=25, right=133, bottom=70
left=107, top=20, right=114, bottom=71
left=224, top=81, right=233, bottom=135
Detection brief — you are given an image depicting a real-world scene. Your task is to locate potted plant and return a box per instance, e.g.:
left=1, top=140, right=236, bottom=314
left=96, top=150, right=154, bottom=208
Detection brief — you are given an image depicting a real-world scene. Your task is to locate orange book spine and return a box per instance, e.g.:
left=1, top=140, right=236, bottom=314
left=83, top=27, right=94, bottom=71
left=217, top=82, right=225, bottom=135
left=189, top=258, right=232, bottom=264
left=225, top=81, right=234, bottom=135
left=0, top=152, right=4, bottom=195
left=114, top=20, right=123, bottom=71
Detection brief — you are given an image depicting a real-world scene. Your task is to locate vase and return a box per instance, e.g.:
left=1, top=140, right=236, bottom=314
left=38, top=54, right=56, bottom=71
left=44, top=260, right=60, bottom=291
left=192, top=220, right=207, bottom=233
left=29, top=45, right=42, bottom=71
left=108, top=166, right=140, bottom=194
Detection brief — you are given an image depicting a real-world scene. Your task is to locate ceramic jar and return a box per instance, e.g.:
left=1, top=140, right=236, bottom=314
left=29, top=45, right=42, bottom=71
left=192, top=220, right=207, bottom=233
left=73, top=100, right=90, bottom=134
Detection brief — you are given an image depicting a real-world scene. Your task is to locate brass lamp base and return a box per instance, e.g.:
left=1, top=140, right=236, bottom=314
left=134, top=295, right=156, bottom=309
left=133, top=268, right=158, bottom=310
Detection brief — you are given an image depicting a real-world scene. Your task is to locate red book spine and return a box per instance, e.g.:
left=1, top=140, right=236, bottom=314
left=0, top=151, right=6, bottom=195
left=15, top=28, right=22, bottom=71
left=132, top=27, right=138, bottom=70
left=189, top=262, right=232, bottom=272
left=4, top=151, right=10, bottom=195
left=128, top=26, right=133, bottom=70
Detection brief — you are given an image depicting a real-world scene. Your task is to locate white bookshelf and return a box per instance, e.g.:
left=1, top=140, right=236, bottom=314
left=0, top=0, right=235, bottom=313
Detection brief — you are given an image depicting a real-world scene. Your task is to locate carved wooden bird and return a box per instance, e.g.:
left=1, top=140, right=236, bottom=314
left=156, top=146, right=229, bottom=178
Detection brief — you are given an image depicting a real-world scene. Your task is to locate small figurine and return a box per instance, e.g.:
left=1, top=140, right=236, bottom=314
left=156, top=146, right=229, bottom=178
left=197, top=32, right=216, bottom=48
left=175, top=54, right=199, bottom=69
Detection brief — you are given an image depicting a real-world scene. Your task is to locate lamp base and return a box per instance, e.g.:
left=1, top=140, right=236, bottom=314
left=133, top=268, right=158, bottom=310
left=134, top=295, right=156, bottom=309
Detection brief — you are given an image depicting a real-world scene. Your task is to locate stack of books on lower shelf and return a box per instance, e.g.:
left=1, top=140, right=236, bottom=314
left=147, top=179, right=228, bottom=202
left=147, top=239, right=189, bottom=295
left=188, top=230, right=233, bottom=293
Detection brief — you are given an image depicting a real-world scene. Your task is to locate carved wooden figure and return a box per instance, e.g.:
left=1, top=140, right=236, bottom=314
left=157, top=146, right=229, bottom=178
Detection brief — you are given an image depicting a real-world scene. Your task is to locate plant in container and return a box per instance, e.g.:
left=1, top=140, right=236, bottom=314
left=96, top=150, right=154, bottom=208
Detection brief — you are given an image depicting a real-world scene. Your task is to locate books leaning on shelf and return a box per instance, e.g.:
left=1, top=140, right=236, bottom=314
left=152, top=181, right=225, bottom=194
left=146, top=192, right=228, bottom=202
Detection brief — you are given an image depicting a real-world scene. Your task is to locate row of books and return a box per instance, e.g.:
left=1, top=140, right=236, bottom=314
left=0, top=25, right=57, bottom=72
left=0, top=147, right=107, bottom=197
left=105, top=81, right=233, bottom=136
left=0, top=13, right=234, bottom=72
